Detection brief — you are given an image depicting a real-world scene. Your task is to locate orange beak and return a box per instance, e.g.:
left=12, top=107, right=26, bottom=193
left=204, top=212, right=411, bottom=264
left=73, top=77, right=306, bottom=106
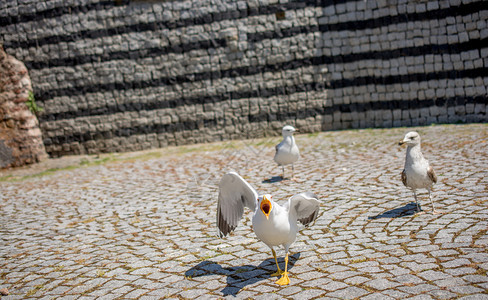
left=261, top=195, right=272, bottom=220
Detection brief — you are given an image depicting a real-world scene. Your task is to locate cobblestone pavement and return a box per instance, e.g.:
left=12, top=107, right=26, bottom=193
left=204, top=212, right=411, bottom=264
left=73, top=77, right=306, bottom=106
left=1, top=124, right=487, bottom=299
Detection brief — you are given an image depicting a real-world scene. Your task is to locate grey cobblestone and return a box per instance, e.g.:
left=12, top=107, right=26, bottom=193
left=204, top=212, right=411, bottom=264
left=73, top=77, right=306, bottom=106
left=0, top=124, right=487, bottom=299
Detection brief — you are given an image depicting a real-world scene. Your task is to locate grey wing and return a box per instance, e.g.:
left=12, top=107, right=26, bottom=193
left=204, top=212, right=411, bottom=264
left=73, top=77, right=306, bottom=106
left=285, top=192, right=320, bottom=227
left=274, top=143, right=280, bottom=156
left=275, top=140, right=284, bottom=153
left=217, top=172, right=259, bottom=238
left=401, top=169, right=407, bottom=186
left=427, top=166, right=437, bottom=184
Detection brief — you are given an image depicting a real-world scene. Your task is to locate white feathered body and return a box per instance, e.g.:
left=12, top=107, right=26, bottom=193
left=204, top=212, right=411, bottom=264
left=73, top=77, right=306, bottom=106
left=252, top=203, right=298, bottom=249
left=403, top=145, right=434, bottom=190
left=274, top=136, right=300, bottom=166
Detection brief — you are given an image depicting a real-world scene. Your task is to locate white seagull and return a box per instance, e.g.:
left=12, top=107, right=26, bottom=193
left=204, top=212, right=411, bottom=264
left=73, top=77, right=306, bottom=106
left=216, top=172, right=320, bottom=285
left=274, top=125, right=300, bottom=179
left=399, top=131, right=438, bottom=214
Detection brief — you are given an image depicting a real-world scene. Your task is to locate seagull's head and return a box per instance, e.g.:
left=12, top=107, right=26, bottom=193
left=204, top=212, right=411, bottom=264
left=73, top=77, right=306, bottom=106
left=282, top=125, right=297, bottom=137
left=259, top=194, right=273, bottom=220
left=399, top=131, right=421, bottom=146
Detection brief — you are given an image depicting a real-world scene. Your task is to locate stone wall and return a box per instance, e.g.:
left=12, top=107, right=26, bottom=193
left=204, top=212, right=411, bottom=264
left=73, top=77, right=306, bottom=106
left=0, top=46, right=47, bottom=168
left=0, top=0, right=486, bottom=157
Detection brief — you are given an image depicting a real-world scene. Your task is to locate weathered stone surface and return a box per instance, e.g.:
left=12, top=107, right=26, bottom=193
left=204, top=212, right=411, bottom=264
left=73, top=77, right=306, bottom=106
left=0, top=46, right=47, bottom=168
left=0, top=1, right=486, bottom=156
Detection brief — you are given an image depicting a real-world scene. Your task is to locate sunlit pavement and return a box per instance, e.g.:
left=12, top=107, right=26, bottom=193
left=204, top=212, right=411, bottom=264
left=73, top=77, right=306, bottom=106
left=1, top=123, right=487, bottom=299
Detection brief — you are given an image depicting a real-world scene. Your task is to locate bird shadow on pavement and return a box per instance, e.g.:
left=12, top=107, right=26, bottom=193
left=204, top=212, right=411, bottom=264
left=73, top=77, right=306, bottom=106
left=368, top=202, right=421, bottom=219
left=262, top=176, right=285, bottom=183
left=185, top=253, right=300, bottom=296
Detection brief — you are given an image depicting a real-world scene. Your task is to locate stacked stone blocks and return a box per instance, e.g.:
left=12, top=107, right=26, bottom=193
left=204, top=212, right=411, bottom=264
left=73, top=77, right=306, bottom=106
left=0, top=0, right=486, bottom=157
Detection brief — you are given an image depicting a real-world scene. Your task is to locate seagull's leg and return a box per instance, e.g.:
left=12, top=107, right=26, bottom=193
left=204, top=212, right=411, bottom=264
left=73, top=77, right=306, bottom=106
left=413, top=190, right=420, bottom=212
left=275, top=252, right=290, bottom=285
left=270, top=248, right=283, bottom=276
left=281, top=166, right=285, bottom=179
left=291, top=164, right=297, bottom=181
left=428, top=188, right=438, bottom=214
left=414, top=190, right=425, bottom=215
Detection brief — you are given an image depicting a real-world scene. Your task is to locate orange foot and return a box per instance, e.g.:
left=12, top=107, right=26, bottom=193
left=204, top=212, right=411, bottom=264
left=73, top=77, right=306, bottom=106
left=275, top=272, right=290, bottom=285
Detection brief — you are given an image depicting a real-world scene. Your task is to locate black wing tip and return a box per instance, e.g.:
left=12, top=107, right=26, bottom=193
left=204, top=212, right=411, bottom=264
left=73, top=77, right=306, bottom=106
left=217, top=207, right=237, bottom=238
left=300, top=208, right=319, bottom=227
left=217, top=225, right=236, bottom=238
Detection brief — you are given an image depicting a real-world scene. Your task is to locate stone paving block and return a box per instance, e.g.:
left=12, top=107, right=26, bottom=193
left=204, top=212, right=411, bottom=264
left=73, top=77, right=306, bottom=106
left=388, top=266, right=411, bottom=276
left=462, top=275, right=488, bottom=283
left=111, top=285, right=134, bottom=295
left=289, top=288, right=325, bottom=299
left=144, top=287, right=179, bottom=298
left=418, top=270, right=452, bottom=281
left=87, top=288, right=122, bottom=298
left=458, top=295, right=488, bottom=300
left=382, top=289, right=412, bottom=299
left=445, top=267, right=478, bottom=276
left=322, top=280, right=349, bottom=291
left=448, top=285, right=485, bottom=294
left=429, top=289, right=460, bottom=299
left=276, top=285, right=302, bottom=296
left=397, top=283, right=438, bottom=294
left=442, top=258, right=472, bottom=268
left=401, top=261, right=439, bottom=272
left=365, top=278, right=401, bottom=290
left=326, top=286, right=369, bottom=298
left=178, top=288, right=209, bottom=298
left=252, top=294, right=282, bottom=300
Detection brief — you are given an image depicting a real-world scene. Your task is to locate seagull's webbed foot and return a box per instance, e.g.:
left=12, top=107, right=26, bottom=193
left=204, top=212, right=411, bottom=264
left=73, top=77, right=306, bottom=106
left=271, top=269, right=284, bottom=277
left=275, top=272, right=290, bottom=285
left=415, top=210, right=426, bottom=215
left=274, top=252, right=291, bottom=285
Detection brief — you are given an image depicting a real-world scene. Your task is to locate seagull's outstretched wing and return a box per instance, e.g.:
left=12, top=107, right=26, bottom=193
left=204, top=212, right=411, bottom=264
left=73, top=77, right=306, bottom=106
left=285, top=192, right=320, bottom=226
left=217, top=172, right=258, bottom=238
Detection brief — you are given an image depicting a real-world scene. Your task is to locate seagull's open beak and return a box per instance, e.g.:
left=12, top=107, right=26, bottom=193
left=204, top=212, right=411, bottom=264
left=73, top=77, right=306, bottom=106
left=399, top=140, right=406, bottom=146
left=261, top=196, right=272, bottom=220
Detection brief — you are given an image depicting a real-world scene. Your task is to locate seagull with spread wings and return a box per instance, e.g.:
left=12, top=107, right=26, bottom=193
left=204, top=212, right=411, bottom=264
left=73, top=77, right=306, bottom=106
left=216, top=172, right=320, bottom=285
left=399, top=131, right=438, bottom=214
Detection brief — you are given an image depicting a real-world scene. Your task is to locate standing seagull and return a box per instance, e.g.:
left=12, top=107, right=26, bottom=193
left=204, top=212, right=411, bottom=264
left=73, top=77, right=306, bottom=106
left=274, top=125, right=300, bottom=179
left=217, top=172, right=320, bottom=285
left=399, top=131, right=438, bottom=214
